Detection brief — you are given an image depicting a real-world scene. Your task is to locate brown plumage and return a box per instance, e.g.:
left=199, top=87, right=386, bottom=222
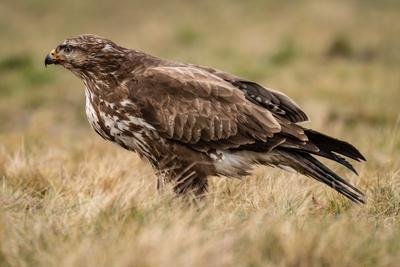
left=45, top=34, right=366, bottom=203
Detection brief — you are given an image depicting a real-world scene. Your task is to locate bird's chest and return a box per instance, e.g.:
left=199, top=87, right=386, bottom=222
left=84, top=90, right=157, bottom=154
left=85, top=92, right=107, bottom=139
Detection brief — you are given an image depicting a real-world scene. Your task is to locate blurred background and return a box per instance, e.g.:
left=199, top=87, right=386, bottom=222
left=1, top=1, right=400, bottom=266
left=0, top=0, right=399, bottom=161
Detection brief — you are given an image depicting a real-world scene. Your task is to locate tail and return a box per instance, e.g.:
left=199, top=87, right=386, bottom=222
left=276, top=130, right=366, bottom=204
left=305, top=129, right=366, bottom=162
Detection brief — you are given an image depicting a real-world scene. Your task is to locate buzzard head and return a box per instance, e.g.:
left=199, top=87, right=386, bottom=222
left=45, top=34, right=125, bottom=77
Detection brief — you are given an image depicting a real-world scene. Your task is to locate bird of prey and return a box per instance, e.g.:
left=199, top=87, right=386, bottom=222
left=45, top=34, right=365, bottom=203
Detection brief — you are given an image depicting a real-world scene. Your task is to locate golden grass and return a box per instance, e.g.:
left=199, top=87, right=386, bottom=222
left=1, top=0, right=400, bottom=266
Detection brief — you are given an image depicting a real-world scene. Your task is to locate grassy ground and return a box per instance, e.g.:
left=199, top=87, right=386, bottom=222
left=1, top=0, right=400, bottom=266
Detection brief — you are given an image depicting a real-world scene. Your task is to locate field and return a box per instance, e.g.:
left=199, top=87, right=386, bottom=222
left=1, top=1, right=400, bottom=266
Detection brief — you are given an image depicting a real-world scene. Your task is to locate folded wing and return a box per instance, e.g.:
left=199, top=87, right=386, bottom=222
left=131, top=65, right=286, bottom=151
left=195, top=66, right=309, bottom=123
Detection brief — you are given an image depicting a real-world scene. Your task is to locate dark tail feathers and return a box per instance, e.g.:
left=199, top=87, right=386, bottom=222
left=305, top=129, right=366, bottom=162
left=298, top=129, right=366, bottom=175
left=278, top=130, right=366, bottom=203
left=278, top=149, right=365, bottom=204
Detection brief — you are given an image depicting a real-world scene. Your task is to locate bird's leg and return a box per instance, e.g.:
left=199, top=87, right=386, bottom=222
left=156, top=155, right=210, bottom=200
left=156, top=175, right=166, bottom=192
left=154, top=168, right=168, bottom=193
left=172, top=171, right=209, bottom=199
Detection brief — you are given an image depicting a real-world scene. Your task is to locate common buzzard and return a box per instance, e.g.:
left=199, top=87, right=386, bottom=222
left=45, top=34, right=365, bottom=203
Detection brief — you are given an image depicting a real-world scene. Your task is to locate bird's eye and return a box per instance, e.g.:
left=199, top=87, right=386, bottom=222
left=64, top=46, right=72, bottom=53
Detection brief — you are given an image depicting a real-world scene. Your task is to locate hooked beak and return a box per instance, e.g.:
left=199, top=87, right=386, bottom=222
left=44, top=49, right=61, bottom=67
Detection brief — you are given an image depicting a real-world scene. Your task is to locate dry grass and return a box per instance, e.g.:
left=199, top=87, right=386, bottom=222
left=1, top=1, right=400, bottom=266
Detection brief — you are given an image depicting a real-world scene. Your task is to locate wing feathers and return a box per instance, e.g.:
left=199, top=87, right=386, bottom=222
left=135, top=66, right=281, bottom=147
left=233, top=81, right=309, bottom=123
left=201, top=68, right=308, bottom=122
